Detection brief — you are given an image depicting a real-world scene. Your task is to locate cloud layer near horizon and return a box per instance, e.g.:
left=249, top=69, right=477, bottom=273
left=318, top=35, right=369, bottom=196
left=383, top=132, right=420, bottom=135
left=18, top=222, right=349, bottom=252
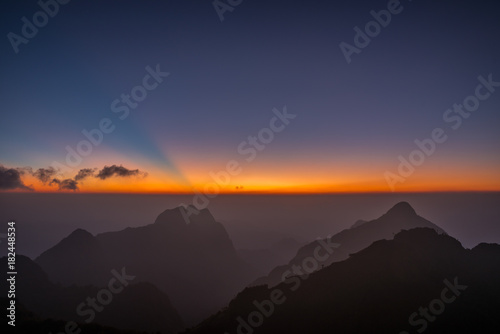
left=0, top=164, right=148, bottom=191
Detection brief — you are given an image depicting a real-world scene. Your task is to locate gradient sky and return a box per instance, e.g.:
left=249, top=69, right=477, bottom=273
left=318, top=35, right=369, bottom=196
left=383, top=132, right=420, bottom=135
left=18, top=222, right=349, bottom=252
left=1, top=0, right=499, bottom=193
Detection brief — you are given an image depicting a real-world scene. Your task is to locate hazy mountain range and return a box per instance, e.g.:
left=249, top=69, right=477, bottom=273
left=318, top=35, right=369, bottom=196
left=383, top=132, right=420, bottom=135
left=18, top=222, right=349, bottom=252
left=253, top=201, right=447, bottom=287
left=35, top=206, right=256, bottom=325
left=0, top=255, right=183, bottom=333
left=2, top=201, right=499, bottom=333
left=187, top=228, right=500, bottom=334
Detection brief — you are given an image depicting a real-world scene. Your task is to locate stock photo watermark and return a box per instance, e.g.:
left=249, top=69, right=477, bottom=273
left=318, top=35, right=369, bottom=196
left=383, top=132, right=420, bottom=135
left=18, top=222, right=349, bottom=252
left=385, top=73, right=500, bottom=191
left=50, top=64, right=169, bottom=173
left=399, top=277, right=467, bottom=334
left=339, top=0, right=410, bottom=64
left=5, top=221, right=16, bottom=327
left=213, top=0, right=243, bottom=22
left=179, top=105, right=297, bottom=223
left=7, top=0, right=71, bottom=54
left=49, top=267, right=135, bottom=334
left=226, top=237, right=340, bottom=334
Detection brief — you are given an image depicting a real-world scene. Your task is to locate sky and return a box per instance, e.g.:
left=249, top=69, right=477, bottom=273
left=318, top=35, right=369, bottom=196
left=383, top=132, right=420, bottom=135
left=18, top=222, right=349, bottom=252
left=1, top=0, right=499, bottom=193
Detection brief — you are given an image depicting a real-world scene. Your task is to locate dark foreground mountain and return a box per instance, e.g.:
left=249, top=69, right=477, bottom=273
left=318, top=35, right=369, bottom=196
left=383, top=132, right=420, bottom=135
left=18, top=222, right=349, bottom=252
left=35, top=206, right=257, bottom=325
left=253, top=201, right=447, bottom=287
left=0, top=255, right=184, bottom=333
left=0, top=297, right=147, bottom=334
left=186, top=228, right=500, bottom=334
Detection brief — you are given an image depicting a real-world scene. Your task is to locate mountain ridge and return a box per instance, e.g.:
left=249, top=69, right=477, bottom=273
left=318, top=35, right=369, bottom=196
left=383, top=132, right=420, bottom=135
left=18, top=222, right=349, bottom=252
left=252, top=201, right=446, bottom=287
left=186, top=227, right=500, bottom=334
left=1, top=255, right=184, bottom=333
left=35, top=205, right=256, bottom=326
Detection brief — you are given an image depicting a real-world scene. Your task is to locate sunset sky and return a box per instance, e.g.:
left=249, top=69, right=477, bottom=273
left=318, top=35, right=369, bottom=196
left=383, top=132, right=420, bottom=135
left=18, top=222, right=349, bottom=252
left=1, top=0, right=499, bottom=193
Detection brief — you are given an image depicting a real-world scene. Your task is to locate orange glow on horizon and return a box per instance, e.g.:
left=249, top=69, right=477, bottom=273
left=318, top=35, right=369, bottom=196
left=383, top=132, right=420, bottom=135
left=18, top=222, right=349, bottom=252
left=10, top=177, right=500, bottom=195
left=4, top=159, right=500, bottom=194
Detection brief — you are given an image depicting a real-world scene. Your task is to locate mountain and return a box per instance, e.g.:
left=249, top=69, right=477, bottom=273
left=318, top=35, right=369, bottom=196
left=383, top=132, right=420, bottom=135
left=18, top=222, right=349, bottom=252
left=35, top=205, right=257, bottom=325
left=0, top=255, right=184, bottom=333
left=186, top=228, right=500, bottom=334
left=350, top=219, right=367, bottom=229
left=253, top=201, right=446, bottom=287
left=238, top=238, right=305, bottom=276
left=0, top=297, right=148, bottom=334
left=36, top=228, right=111, bottom=286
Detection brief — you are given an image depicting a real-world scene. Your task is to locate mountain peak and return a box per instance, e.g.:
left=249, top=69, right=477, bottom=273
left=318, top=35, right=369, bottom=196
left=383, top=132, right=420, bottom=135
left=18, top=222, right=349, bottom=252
left=385, top=201, right=417, bottom=217
left=154, top=206, right=186, bottom=225
left=154, top=205, right=216, bottom=226
left=67, top=228, right=94, bottom=240
left=44, top=228, right=96, bottom=252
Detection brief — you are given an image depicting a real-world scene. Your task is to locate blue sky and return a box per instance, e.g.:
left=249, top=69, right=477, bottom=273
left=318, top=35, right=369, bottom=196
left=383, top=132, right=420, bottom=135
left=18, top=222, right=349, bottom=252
left=1, top=0, right=499, bottom=192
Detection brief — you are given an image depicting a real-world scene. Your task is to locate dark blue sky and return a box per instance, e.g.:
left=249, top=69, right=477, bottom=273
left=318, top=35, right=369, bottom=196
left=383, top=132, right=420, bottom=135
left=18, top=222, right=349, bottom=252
left=1, top=0, right=499, bottom=192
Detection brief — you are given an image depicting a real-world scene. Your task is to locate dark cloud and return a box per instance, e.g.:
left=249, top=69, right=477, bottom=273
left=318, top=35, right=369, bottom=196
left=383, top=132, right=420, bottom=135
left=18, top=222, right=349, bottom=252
left=96, top=165, right=147, bottom=180
left=0, top=165, right=33, bottom=191
left=33, top=167, right=57, bottom=184
left=16, top=166, right=32, bottom=175
left=74, top=168, right=97, bottom=181
left=49, top=178, right=79, bottom=191
left=0, top=164, right=148, bottom=191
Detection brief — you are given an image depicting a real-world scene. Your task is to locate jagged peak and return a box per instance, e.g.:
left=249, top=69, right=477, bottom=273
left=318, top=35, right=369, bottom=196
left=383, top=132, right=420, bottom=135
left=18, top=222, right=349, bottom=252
left=154, top=205, right=216, bottom=225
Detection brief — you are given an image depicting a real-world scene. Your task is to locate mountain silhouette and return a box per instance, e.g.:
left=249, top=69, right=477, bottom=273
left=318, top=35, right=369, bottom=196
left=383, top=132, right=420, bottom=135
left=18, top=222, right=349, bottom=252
left=36, top=228, right=111, bottom=286
left=0, top=297, right=150, bottom=334
left=186, top=228, right=500, bottom=334
left=0, top=255, right=184, bottom=333
left=253, top=201, right=446, bottom=286
left=35, top=205, right=257, bottom=325
left=238, top=238, right=306, bottom=276
left=350, top=219, right=367, bottom=229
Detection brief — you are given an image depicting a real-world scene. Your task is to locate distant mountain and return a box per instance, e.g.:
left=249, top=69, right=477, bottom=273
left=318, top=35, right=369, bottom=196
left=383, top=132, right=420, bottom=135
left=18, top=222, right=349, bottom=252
left=186, top=228, right=500, bottom=334
left=0, top=255, right=183, bottom=333
left=350, top=219, right=367, bottom=229
left=253, top=202, right=447, bottom=287
left=238, top=238, right=306, bottom=276
left=35, top=205, right=257, bottom=325
left=36, top=228, right=111, bottom=286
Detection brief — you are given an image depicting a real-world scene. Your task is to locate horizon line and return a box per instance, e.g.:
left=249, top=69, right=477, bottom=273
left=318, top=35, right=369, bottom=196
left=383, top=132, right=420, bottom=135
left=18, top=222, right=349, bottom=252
left=2, top=190, right=500, bottom=195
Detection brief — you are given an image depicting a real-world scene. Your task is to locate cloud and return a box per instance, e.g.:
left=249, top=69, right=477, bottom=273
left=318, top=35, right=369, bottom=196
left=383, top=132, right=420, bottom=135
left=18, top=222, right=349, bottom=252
left=33, top=167, right=58, bottom=184
left=0, top=165, right=33, bottom=191
left=16, top=166, right=33, bottom=175
left=0, top=164, right=148, bottom=191
left=74, top=168, right=97, bottom=181
left=96, top=165, right=147, bottom=180
left=49, top=178, right=79, bottom=191
left=48, top=164, right=146, bottom=191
